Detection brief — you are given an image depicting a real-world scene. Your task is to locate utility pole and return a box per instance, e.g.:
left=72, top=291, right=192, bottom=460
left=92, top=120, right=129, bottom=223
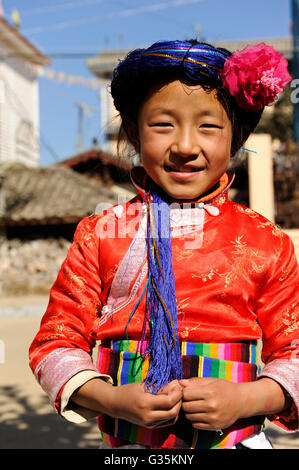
left=75, top=102, right=84, bottom=153
left=291, top=0, right=299, bottom=142
left=74, top=101, right=100, bottom=154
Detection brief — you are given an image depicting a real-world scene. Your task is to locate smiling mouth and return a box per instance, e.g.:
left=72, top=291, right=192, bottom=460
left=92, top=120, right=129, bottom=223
left=165, top=165, right=204, bottom=173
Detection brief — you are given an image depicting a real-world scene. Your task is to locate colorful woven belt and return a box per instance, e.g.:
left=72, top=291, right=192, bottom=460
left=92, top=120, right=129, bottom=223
left=97, top=339, right=264, bottom=449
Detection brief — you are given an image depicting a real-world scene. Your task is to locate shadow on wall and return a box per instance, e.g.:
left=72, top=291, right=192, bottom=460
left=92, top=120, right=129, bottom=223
left=0, top=385, right=101, bottom=449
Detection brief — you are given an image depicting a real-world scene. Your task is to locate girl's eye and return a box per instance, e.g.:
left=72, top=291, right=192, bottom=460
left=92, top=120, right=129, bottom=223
left=201, top=123, right=221, bottom=129
left=151, top=122, right=172, bottom=127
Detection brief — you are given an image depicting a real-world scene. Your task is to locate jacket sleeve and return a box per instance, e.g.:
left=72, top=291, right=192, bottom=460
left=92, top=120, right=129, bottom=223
left=255, top=231, right=299, bottom=431
left=29, top=216, right=111, bottom=418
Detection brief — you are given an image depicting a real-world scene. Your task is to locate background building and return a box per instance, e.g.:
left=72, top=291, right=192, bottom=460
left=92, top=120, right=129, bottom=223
left=0, top=17, right=49, bottom=167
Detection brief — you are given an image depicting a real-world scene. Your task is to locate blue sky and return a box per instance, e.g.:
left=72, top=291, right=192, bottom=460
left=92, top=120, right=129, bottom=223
left=2, top=0, right=293, bottom=166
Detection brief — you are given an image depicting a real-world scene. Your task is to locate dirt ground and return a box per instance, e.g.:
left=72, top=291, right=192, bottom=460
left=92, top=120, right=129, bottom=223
left=0, top=296, right=298, bottom=449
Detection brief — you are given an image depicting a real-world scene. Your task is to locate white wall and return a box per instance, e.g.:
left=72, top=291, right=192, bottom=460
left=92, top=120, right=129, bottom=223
left=247, top=133, right=275, bottom=222
left=0, top=43, right=40, bottom=167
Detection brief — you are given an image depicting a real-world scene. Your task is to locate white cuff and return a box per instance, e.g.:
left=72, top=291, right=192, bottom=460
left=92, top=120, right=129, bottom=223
left=60, top=370, right=113, bottom=423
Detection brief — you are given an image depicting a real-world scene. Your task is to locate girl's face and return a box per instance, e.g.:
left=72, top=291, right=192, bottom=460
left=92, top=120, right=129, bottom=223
left=136, top=80, right=232, bottom=200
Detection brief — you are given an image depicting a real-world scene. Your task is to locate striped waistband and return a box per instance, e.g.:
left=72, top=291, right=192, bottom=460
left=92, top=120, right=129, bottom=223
left=101, top=339, right=259, bottom=365
left=97, top=339, right=263, bottom=449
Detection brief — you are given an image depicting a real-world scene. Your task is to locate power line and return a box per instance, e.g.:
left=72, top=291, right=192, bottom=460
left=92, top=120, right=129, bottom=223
left=20, top=0, right=110, bottom=16
left=114, top=0, right=196, bottom=36
left=21, top=0, right=203, bottom=36
left=0, top=52, right=101, bottom=60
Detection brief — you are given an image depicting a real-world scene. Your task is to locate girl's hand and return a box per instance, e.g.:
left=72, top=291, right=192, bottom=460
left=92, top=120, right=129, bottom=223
left=108, top=379, right=183, bottom=429
left=71, top=377, right=183, bottom=429
left=179, top=377, right=244, bottom=430
left=179, top=376, right=290, bottom=431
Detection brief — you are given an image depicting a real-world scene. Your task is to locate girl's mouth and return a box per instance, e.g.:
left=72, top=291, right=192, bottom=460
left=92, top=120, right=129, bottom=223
left=164, top=165, right=205, bottom=181
left=164, top=165, right=204, bottom=173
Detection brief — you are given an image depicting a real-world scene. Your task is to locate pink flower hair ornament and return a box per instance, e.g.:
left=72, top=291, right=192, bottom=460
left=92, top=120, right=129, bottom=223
left=220, top=42, right=292, bottom=112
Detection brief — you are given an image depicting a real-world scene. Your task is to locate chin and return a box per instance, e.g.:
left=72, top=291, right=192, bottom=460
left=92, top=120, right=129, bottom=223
left=164, top=187, right=201, bottom=201
left=151, top=175, right=205, bottom=201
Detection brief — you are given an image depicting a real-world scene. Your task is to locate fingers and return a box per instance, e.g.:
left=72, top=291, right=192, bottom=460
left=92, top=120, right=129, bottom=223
left=164, top=379, right=183, bottom=393
left=157, top=379, right=183, bottom=395
left=147, top=390, right=182, bottom=414
left=179, top=379, right=216, bottom=429
left=179, top=378, right=240, bottom=430
left=153, top=383, right=183, bottom=410
left=140, top=384, right=183, bottom=428
left=145, top=416, right=179, bottom=429
left=179, top=378, right=207, bottom=402
left=142, top=398, right=182, bottom=428
left=179, top=378, right=220, bottom=402
left=181, top=399, right=224, bottom=431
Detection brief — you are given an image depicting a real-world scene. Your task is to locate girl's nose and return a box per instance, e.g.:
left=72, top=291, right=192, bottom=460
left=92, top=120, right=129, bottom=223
left=170, top=129, right=200, bottom=158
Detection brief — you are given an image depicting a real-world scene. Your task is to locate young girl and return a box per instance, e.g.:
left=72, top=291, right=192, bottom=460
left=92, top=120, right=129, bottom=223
left=29, top=39, right=298, bottom=449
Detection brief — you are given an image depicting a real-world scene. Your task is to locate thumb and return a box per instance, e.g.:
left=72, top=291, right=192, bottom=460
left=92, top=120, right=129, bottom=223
left=179, top=378, right=199, bottom=387
left=157, top=380, right=182, bottom=395
left=179, top=379, right=191, bottom=387
left=165, top=380, right=183, bottom=394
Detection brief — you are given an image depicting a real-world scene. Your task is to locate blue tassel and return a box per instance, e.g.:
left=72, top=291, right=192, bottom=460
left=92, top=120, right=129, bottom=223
left=143, top=191, right=183, bottom=394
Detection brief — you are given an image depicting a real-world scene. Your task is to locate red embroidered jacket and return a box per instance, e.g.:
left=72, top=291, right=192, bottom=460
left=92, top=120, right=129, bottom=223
left=29, top=170, right=299, bottom=431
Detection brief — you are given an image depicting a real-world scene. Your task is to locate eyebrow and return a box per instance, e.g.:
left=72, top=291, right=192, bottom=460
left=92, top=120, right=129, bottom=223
left=148, top=107, right=223, bottom=119
left=148, top=108, right=174, bottom=116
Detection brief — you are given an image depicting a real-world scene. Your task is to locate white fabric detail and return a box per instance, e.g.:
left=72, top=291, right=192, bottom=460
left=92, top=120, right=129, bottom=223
left=34, top=347, right=98, bottom=407
left=60, top=370, right=113, bottom=423
left=236, top=431, right=273, bottom=449
left=204, top=204, right=220, bottom=216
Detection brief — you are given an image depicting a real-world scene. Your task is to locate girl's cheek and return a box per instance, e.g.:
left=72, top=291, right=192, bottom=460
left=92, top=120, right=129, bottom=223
left=207, top=138, right=231, bottom=161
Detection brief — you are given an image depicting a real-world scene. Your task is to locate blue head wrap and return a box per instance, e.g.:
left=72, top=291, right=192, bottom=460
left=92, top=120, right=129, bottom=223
left=112, top=40, right=230, bottom=92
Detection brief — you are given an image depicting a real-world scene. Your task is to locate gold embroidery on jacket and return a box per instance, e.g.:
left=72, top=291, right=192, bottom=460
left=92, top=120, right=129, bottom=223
left=257, top=220, right=284, bottom=238
left=215, top=195, right=226, bottom=206
left=281, top=303, right=299, bottom=334
left=180, top=324, right=200, bottom=339
left=177, top=297, right=195, bottom=337
left=45, top=322, right=80, bottom=338
left=234, top=206, right=259, bottom=218
left=35, top=326, right=79, bottom=344
left=172, top=245, right=195, bottom=261
left=190, top=236, right=266, bottom=289
left=219, top=236, right=265, bottom=288
left=74, top=225, right=97, bottom=247
left=234, top=206, right=284, bottom=237
left=62, top=264, right=86, bottom=291
left=279, top=264, right=296, bottom=282
left=191, top=269, right=220, bottom=282
left=177, top=297, right=191, bottom=317
left=102, top=263, right=120, bottom=284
